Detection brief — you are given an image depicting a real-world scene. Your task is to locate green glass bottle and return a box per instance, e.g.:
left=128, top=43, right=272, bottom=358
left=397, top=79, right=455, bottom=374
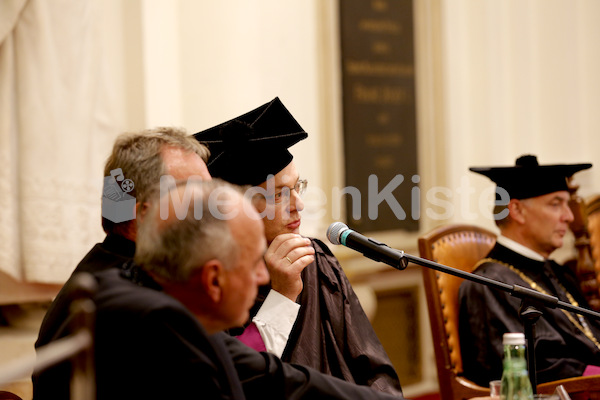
left=500, top=333, right=533, bottom=400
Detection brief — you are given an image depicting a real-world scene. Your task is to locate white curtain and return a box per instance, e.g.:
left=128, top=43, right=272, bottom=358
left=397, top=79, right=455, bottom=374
left=434, top=0, right=600, bottom=227
left=0, top=0, right=116, bottom=283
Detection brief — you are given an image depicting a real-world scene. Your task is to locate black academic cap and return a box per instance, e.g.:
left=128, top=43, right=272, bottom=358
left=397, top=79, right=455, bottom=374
left=470, top=155, right=591, bottom=200
left=193, top=97, right=308, bottom=186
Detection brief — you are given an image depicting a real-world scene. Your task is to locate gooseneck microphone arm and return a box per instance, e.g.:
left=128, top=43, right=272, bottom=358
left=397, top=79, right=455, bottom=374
left=327, top=222, right=600, bottom=392
left=326, top=222, right=600, bottom=321
left=327, top=222, right=600, bottom=393
left=401, top=252, right=555, bottom=392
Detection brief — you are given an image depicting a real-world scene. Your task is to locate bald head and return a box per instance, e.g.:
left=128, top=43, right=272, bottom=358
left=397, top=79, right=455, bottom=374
left=136, top=180, right=245, bottom=280
left=134, top=179, right=269, bottom=332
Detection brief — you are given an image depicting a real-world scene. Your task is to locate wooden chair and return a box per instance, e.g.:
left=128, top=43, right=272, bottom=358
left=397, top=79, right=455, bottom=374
left=418, top=224, right=497, bottom=400
left=567, top=181, right=600, bottom=310
left=586, top=194, right=600, bottom=299
left=419, top=223, right=600, bottom=400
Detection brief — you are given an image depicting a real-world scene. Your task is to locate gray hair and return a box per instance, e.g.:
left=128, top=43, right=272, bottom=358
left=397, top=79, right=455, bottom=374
left=134, top=179, right=242, bottom=282
left=102, top=127, right=210, bottom=234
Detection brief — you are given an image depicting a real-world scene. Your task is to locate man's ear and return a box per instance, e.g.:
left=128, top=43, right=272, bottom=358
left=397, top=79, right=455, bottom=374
left=508, top=199, right=526, bottom=224
left=192, top=260, right=225, bottom=304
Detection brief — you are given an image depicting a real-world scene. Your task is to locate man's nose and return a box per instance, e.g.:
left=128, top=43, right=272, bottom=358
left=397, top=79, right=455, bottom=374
left=290, top=189, right=304, bottom=212
left=563, top=203, right=574, bottom=223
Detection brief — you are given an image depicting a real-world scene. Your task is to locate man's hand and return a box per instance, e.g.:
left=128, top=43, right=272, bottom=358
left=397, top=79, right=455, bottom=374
left=264, top=234, right=315, bottom=301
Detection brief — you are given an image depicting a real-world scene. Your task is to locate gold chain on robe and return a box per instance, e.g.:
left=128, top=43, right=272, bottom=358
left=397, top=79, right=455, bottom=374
left=474, top=257, right=600, bottom=351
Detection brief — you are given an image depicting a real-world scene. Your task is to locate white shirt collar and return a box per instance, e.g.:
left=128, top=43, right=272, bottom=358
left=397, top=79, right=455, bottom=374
left=496, top=235, right=546, bottom=262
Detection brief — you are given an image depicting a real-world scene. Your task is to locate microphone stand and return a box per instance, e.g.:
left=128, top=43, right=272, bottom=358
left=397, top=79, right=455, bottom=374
left=390, top=250, right=600, bottom=392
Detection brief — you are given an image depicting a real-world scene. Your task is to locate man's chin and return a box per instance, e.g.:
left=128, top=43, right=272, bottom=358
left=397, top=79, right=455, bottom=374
left=549, top=239, right=564, bottom=253
left=277, top=226, right=301, bottom=236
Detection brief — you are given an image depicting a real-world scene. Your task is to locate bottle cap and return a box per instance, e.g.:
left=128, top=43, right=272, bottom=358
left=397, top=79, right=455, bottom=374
left=503, top=332, right=525, bottom=345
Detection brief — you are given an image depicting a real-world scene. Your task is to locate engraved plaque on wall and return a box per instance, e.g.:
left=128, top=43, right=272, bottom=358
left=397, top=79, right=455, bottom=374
left=339, top=0, right=418, bottom=232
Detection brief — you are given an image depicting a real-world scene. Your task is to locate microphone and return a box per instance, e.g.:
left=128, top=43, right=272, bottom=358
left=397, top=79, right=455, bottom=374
left=326, top=222, right=408, bottom=270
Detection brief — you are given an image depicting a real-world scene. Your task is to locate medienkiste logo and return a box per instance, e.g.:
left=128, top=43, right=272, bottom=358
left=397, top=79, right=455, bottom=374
left=101, top=168, right=136, bottom=223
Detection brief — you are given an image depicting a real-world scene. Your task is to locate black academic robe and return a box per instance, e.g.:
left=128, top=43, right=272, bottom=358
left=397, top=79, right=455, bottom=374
left=35, top=234, right=135, bottom=348
left=33, top=234, right=135, bottom=400
left=458, top=243, right=600, bottom=386
left=243, top=238, right=403, bottom=396
left=34, top=266, right=404, bottom=400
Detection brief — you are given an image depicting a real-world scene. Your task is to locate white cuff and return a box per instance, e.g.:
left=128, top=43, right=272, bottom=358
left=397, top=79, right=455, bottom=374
left=252, top=290, right=300, bottom=357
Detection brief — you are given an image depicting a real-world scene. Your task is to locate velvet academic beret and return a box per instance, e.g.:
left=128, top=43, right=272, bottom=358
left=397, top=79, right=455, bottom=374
left=470, top=154, right=591, bottom=199
left=193, top=97, right=307, bottom=186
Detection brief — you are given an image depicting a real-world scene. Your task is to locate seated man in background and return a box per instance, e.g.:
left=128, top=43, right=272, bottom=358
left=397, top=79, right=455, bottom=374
left=459, top=154, right=600, bottom=386
left=194, top=97, right=402, bottom=395
left=36, top=179, right=405, bottom=399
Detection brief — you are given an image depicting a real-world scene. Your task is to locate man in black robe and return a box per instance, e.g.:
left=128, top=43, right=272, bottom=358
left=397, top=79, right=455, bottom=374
left=33, top=127, right=213, bottom=398
left=459, top=154, right=600, bottom=386
left=194, top=97, right=403, bottom=395
left=35, top=179, right=404, bottom=399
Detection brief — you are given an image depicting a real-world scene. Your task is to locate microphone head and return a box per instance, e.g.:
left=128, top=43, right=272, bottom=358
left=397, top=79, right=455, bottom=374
left=326, top=222, right=349, bottom=245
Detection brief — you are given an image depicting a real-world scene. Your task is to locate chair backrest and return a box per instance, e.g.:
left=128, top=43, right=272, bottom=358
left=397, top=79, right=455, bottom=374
left=567, top=187, right=600, bottom=310
left=418, top=224, right=497, bottom=400
left=586, top=194, right=600, bottom=295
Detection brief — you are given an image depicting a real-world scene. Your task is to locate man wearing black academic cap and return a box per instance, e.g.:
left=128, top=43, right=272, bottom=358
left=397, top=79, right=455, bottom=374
left=194, top=97, right=403, bottom=396
left=458, top=155, right=600, bottom=386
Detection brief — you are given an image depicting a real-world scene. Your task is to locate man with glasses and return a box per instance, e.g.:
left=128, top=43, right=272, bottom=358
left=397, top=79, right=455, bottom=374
left=194, top=97, right=403, bottom=396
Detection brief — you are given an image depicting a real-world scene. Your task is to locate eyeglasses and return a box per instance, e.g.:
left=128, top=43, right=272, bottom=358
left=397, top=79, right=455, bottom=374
left=268, top=179, right=308, bottom=203
left=293, top=179, right=308, bottom=195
